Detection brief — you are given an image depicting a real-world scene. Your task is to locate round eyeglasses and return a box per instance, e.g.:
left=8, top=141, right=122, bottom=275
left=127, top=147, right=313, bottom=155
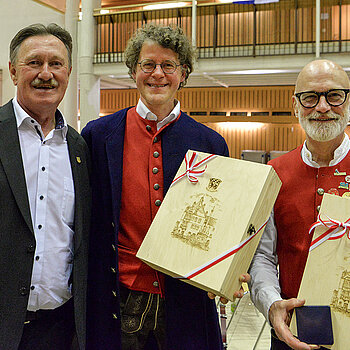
left=138, top=59, right=182, bottom=74
left=295, top=89, right=350, bottom=108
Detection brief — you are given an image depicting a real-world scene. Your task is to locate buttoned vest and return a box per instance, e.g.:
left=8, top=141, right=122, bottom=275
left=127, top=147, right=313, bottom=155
left=118, top=107, right=179, bottom=295
left=270, top=145, right=350, bottom=299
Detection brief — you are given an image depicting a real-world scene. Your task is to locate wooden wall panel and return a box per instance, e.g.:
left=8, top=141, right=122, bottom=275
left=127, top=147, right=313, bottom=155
left=98, top=88, right=350, bottom=161
left=100, top=86, right=295, bottom=115
left=96, top=1, right=348, bottom=56
left=203, top=122, right=306, bottom=159
left=34, top=0, right=65, bottom=12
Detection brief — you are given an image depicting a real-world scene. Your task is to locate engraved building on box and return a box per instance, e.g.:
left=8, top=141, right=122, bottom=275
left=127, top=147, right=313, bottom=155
left=171, top=195, right=218, bottom=251
left=330, top=270, right=350, bottom=316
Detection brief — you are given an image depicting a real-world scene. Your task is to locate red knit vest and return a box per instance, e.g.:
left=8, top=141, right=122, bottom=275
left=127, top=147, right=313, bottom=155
left=270, top=145, right=350, bottom=299
left=118, top=107, right=179, bottom=295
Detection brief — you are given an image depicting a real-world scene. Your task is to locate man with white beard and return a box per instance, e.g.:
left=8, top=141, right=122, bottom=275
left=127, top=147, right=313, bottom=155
left=249, top=59, right=350, bottom=350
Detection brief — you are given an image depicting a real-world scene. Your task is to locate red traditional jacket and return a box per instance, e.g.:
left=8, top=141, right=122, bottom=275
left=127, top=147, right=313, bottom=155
left=270, top=145, right=350, bottom=299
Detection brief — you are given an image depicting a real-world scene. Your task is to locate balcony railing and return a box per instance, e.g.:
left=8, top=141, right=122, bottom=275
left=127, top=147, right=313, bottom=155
left=94, top=0, right=350, bottom=64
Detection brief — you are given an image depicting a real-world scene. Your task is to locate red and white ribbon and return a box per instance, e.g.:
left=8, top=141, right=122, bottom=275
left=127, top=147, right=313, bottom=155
left=309, top=214, right=350, bottom=251
left=177, top=220, right=268, bottom=280
left=171, top=152, right=217, bottom=186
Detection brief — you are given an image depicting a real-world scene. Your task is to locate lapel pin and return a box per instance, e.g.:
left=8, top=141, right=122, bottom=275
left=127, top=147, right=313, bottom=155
left=328, top=188, right=339, bottom=195
left=76, top=156, right=81, bottom=164
left=334, top=169, right=346, bottom=176
left=338, top=182, right=349, bottom=190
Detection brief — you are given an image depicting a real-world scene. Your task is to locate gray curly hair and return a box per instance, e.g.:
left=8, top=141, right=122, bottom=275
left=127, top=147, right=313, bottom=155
left=124, top=24, right=195, bottom=89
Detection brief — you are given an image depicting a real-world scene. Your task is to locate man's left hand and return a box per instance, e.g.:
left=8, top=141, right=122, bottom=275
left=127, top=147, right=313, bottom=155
left=207, top=273, right=250, bottom=303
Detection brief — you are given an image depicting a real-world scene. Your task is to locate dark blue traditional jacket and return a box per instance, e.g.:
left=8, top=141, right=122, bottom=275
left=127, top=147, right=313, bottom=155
left=82, top=108, right=229, bottom=350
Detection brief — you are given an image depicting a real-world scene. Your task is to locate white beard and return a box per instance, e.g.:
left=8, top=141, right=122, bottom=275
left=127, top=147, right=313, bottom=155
left=297, top=108, right=349, bottom=142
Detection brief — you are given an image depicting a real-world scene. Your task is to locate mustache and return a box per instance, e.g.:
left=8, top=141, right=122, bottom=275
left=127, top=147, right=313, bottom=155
left=31, top=78, right=58, bottom=88
left=305, top=110, right=341, bottom=121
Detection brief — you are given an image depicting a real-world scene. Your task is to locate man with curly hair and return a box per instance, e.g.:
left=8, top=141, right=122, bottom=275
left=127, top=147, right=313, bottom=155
left=82, top=24, right=245, bottom=350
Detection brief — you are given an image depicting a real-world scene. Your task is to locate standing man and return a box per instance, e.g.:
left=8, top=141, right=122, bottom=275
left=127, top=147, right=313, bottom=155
left=83, top=24, right=245, bottom=350
left=0, top=24, right=90, bottom=350
left=249, top=59, right=350, bottom=350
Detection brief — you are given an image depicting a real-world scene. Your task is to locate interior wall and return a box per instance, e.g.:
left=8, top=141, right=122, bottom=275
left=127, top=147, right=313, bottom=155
left=100, top=86, right=295, bottom=116
left=99, top=86, right=307, bottom=159
left=99, top=86, right=350, bottom=159
left=204, top=122, right=306, bottom=159
left=0, top=0, right=64, bottom=106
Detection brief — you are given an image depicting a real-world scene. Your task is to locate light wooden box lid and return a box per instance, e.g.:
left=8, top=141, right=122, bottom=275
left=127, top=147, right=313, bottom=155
left=137, top=150, right=281, bottom=300
left=291, top=193, right=350, bottom=349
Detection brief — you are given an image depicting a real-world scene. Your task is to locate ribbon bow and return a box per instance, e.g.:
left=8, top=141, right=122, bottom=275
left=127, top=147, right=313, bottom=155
left=309, top=214, right=350, bottom=251
left=171, top=152, right=217, bottom=186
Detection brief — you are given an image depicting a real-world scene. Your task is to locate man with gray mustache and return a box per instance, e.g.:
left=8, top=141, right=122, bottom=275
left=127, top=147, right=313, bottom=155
left=249, top=59, right=350, bottom=350
left=0, top=24, right=90, bottom=350
left=31, top=77, right=59, bottom=89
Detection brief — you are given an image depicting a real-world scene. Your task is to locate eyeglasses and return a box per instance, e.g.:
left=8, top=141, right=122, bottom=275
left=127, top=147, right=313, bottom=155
left=138, top=59, right=182, bottom=74
left=295, top=89, right=350, bottom=108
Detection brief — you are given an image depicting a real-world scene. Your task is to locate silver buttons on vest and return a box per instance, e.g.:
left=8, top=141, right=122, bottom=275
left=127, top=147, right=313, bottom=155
left=317, top=188, right=325, bottom=195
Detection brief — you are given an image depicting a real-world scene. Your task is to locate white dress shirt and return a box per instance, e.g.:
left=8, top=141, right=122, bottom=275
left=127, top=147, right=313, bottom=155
left=249, top=134, right=350, bottom=322
left=136, top=98, right=181, bottom=129
left=13, top=98, right=75, bottom=311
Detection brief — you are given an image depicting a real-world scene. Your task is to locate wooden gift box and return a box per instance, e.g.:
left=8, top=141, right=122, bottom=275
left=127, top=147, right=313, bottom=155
left=291, top=193, right=350, bottom=349
left=137, top=150, right=281, bottom=301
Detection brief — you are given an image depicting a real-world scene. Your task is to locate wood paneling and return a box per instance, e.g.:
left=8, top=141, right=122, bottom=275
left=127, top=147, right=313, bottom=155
left=34, top=0, right=65, bottom=12
left=100, top=86, right=295, bottom=115
left=203, top=122, right=305, bottom=159
left=96, top=1, right=350, bottom=58
left=99, top=87, right=350, bottom=160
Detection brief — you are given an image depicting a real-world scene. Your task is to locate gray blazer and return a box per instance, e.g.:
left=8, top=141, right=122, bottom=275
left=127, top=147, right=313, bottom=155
left=0, top=100, right=90, bottom=350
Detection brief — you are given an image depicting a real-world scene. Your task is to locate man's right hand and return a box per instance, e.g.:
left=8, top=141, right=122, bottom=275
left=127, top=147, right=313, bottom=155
left=269, top=299, right=320, bottom=350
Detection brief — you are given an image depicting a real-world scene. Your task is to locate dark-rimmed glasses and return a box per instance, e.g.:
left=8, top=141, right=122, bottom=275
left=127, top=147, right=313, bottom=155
left=138, top=59, right=182, bottom=74
left=295, top=89, right=350, bottom=108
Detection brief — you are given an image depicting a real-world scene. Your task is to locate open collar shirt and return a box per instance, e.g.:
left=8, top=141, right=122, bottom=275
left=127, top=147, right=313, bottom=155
left=136, top=98, right=181, bottom=130
left=13, top=97, right=75, bottom=311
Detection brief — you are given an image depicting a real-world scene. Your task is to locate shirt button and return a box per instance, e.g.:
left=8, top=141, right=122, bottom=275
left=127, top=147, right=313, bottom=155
left=146, top=125, right=152, bottom=131
left=154, top=183, right=160, bottom=190
left=112, top=244, right=116, bottom=251
left=112, top=313, right=118, bottom=320
left=155, top=199, right=162, bottom=206
left=316, top=205, right=321, bottom=212
left=30, top=286, right=35, bottom=290
left=153, top=281, right=159, bottom=287
left=20, top=287, right=28, bottom=295
left=27, top=245, right=35, bottom=253
left=35, top=256, right=40, bottom=261
left=317, top=188, right=325, bottom=195
left=41, top=167, right=45, bottom=171
left=112, top=290, right=117, bottom=297
left=38, top=225, right=42, bottom=229
left=39, top=195, right=44, bottom=200
left=111, top=267, right=116, bottom=273
left=153, top=136, right=158, bottom=143
left=153, top=151, right=160, bottom=158
left=112, top=222, right=115, bottom=228
left=152, top=167, right=159, bottom=174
